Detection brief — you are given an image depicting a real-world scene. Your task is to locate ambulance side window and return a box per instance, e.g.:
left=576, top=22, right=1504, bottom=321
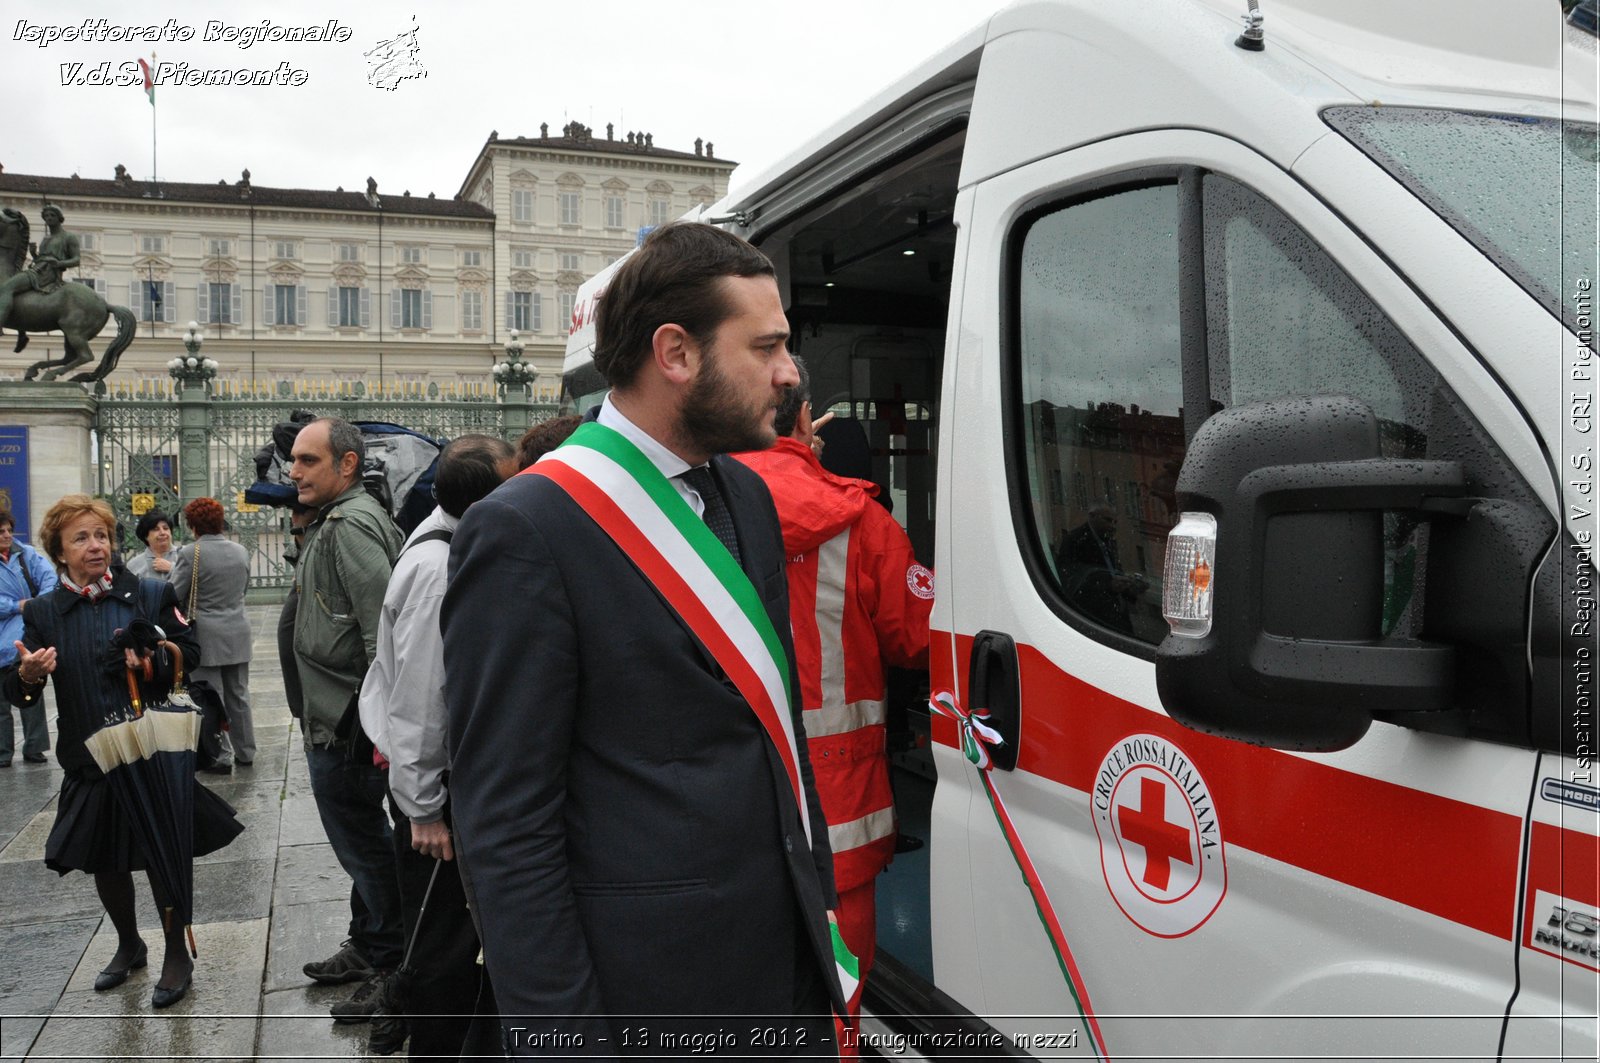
left=1015, top=181, right=1187, bottom=646
left=1202, top=173, right=1432, bottom=460
left=1202, top=173, right=1442, bottom=634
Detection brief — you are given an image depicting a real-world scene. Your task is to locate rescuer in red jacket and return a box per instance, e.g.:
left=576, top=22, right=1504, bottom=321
left=735, top=357, right=932, bottom=1049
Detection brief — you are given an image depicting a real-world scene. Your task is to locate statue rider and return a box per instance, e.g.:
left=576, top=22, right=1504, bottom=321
left=0, top=205, right=81, bottom=353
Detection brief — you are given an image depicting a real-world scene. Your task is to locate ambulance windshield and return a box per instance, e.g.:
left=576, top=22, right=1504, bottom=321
left=1325, top=106, right=1598, bottom=332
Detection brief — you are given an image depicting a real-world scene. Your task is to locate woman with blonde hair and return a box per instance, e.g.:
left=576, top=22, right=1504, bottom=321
left=3, top=494, right=240, bottom=1008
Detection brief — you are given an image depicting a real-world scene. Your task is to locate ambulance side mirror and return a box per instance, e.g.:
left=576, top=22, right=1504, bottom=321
left=1154, top=396, right=1470, bottom=752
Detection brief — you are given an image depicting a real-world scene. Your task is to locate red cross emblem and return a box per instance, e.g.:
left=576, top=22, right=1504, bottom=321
left=1093, top=733, right=1227, bottom=937
left=1116, top=776, right=1194, bottom=890
left=907, top=563, right=935, bottom=599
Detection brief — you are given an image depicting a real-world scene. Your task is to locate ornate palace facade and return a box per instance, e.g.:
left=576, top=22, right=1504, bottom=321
left=0, top=122, right=735, bottom=392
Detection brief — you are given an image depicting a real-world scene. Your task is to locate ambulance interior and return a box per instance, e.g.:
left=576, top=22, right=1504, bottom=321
left=746, top=127, right=963, bottom=989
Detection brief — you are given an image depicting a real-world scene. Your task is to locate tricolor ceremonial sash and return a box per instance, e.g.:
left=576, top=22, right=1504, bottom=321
left=525, top=422, right=813, bottom=845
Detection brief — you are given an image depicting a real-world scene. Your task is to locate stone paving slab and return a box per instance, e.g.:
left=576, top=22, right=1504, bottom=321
left=0, top=860, right=104, bottom=925
left=259, top=987, right=378, bottom=1062
left=272, top=844, right=352, bottom=908
left=0, top=808, right=54, bottom=866
left=0, top=916, right=99, bottom=1058
left=279, top=796, right=331, bottom=849
left=31, top=917, right=268, bottom=1061
left=27, top=1011, right=259, bottom=1062
left=0, top=1017, right=46, bottom=1061
left=196, top=808, right=282, bottom=867
left=263, top=898, right=353, bottom=996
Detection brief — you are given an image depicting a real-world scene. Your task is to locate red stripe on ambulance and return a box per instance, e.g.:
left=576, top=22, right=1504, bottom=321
left=931, top=630, right=1523, bottom=942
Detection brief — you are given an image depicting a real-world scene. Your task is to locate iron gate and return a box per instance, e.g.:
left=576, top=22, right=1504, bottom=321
left=95, top=383, right=558, bottom=593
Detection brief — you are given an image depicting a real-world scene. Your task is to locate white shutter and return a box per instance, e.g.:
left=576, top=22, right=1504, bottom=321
left=360, top=287, right=371, bottom=328
left=505, top=291, right=514, bottom=330
left=296, top=286, right=308, bottom=327
left=163, top=281, right=177, bottom=323
left=327, top=287, right=339, bottom=327
left=196, top=283, right=209, bottom=324
left=231, top=286, right=242, bottom=325
left=129, top=281, right=144, bottom=321
left=262, top=286, right=274, bottom=326
left=421, top=290, right=432, bottom=330
left=532, top=291, right=542, bottom=333
left=391, top=289, right=402, bottom=329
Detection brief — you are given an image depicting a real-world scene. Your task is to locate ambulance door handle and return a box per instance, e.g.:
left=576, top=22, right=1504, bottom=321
left=968, top=630, right=1021, bottom=772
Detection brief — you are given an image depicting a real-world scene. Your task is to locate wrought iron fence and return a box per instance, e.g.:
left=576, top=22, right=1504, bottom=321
left=95, top=381, right=560, bottom=593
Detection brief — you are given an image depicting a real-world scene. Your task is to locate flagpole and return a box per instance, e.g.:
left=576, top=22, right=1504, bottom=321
left=149, top=51, right=157, bottom=189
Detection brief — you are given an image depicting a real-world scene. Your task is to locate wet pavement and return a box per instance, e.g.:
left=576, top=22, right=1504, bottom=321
left=0, top=605, right=389, bottom=1061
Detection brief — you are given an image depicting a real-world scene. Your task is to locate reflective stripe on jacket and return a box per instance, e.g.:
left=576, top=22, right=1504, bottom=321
left=735, top=437, right=932, bottom=890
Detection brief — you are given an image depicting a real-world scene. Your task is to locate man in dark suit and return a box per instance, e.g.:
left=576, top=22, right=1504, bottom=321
left=444, top=223, right=842, bottom=1058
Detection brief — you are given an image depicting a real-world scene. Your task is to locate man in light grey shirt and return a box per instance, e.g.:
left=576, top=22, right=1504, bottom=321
left=358, top=433, right=513, bottom=1059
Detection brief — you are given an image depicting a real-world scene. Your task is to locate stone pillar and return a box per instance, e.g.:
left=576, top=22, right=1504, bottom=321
left=0, top=382, right=96, bottom=541
left=176, top=380, right=211, bottom=506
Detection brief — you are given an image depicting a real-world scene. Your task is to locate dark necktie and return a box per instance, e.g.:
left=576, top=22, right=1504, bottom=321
left=680, top=465, right=742, bottom=565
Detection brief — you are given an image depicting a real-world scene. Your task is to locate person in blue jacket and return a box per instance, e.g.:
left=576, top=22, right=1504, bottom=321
left=0, top=506, right=57, bottom=765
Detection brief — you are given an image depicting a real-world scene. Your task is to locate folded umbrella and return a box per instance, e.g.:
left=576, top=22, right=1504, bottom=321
left=81, top=639, right=213, bottom=956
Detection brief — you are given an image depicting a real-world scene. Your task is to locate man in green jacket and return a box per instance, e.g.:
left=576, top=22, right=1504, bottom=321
left=288, top=416, right=405, bottom=1024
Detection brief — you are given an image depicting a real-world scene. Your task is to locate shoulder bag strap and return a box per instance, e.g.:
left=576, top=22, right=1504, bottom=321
left=17, top=549, right=38, bottom=598
left=399, top=528, right=453, bottom=558
left=187, top=539, right=201, bottom=619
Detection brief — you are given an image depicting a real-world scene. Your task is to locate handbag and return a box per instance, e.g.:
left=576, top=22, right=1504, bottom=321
left=184, top=540, right=231, bottom=759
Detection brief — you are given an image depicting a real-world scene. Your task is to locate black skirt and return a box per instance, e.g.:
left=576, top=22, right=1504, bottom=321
left=43, top=768, right=244, bottom=876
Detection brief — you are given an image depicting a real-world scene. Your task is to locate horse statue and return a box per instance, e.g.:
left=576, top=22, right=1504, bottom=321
left=0, top=208, right=136, bottom=382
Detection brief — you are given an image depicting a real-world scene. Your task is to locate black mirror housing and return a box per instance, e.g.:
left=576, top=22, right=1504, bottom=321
left=1156, top=396, right=1468, bottom=751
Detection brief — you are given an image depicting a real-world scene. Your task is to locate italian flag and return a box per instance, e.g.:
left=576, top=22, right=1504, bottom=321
left=832, top=922, right=860, bottom=1005
left=138, top=57, right=154, bottom=105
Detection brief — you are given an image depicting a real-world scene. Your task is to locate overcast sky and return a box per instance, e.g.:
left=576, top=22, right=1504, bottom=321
left=6, top=1, right=1001, bottom=201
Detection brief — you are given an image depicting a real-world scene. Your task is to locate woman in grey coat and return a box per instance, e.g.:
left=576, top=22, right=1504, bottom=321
left=169, top=497, right=255, bottom=769
left=124, top=511, right=175, bottom=580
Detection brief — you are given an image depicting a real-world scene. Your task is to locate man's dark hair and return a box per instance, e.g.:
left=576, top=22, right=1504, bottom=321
left=593, top=223, right=776, bottom=389
left=515, top=415, right=583, bottom=470
left=434, top=434, right=514, bottom=518
left=315, top=417, right=366, bottom=474
left=773, top=355, right=811, bottom=438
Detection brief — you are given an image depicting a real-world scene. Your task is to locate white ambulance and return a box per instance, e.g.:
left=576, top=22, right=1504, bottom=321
left=564, top=1, right=1599, bottom=1057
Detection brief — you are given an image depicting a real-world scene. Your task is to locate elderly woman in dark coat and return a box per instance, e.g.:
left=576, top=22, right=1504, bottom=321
left=3, top=494, right=241, bottom=1009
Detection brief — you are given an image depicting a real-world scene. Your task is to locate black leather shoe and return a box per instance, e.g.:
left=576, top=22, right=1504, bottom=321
left=22, top=752, right=46, bottom=763
left=894, top=833, right=926, bottom=853
left=94, top=945, right=148, bottom=991
left=151, top=973, right=191, bottom=1009
left=199, top=761, right=233, bottom=775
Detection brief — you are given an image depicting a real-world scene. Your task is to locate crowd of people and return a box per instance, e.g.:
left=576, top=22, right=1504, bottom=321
left=0, top=221, right=935, bottom=1061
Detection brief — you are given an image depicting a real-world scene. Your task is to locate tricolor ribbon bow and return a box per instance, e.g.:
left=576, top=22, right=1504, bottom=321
left=929, top=690, right=1005, bottom=771
left=927, top=687, right=1112, bottom=1060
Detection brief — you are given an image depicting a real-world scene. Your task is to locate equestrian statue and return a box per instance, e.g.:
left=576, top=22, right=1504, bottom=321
left=0, top=205, right=135, bottom=382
